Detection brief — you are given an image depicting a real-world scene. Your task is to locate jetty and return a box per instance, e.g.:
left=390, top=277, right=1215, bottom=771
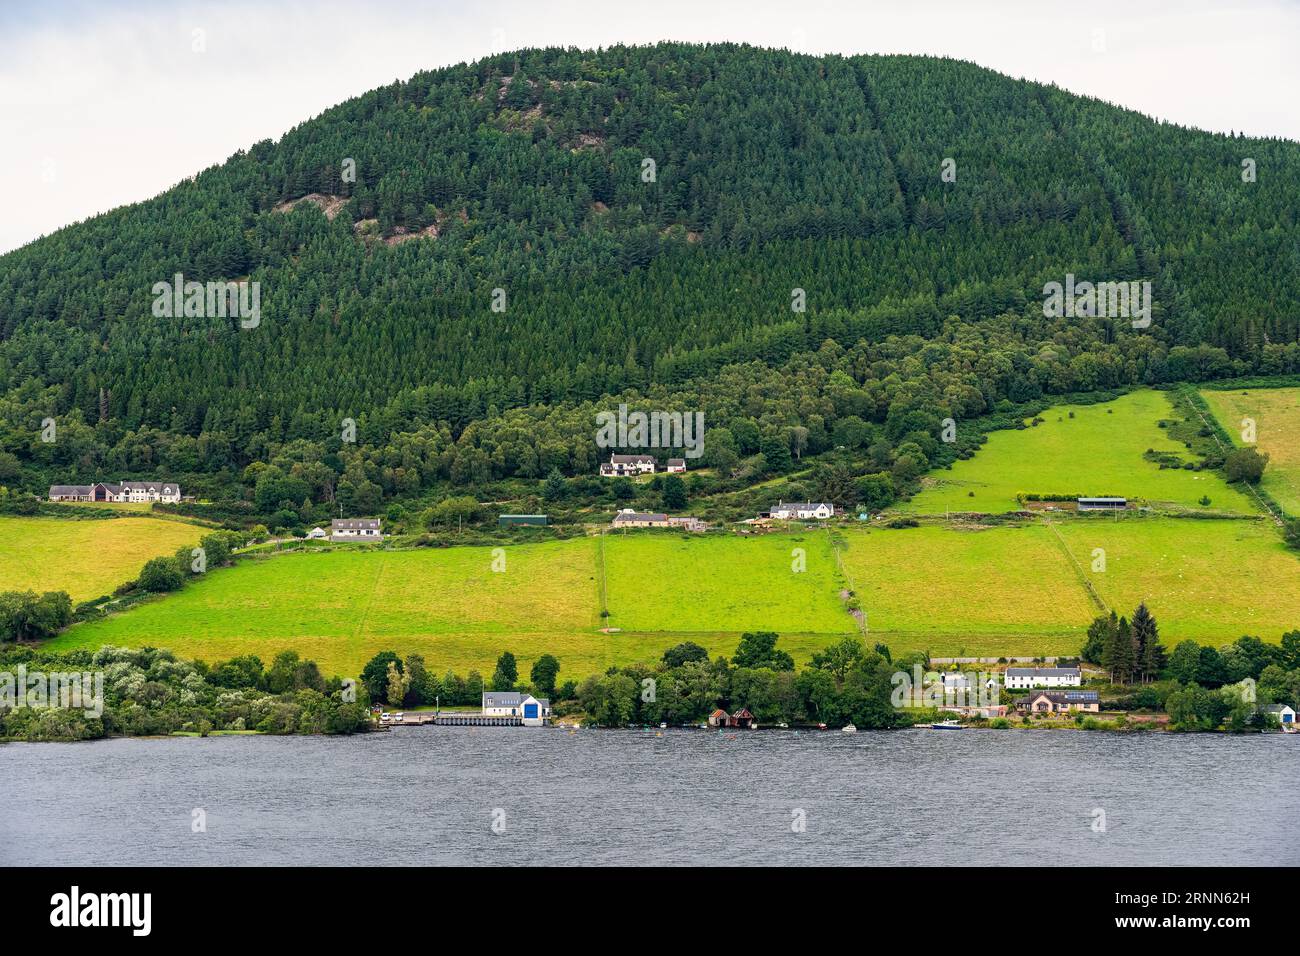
left=382, top=712, right=523, bottom=727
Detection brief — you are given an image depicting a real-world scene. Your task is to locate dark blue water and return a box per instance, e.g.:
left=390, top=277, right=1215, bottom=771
left=3, top=727, right=1296, bottom=865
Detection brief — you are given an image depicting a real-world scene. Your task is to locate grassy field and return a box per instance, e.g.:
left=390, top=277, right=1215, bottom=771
left=602, top=531, right=852, bottom=634
left=835, top=524, right=1099, bottom=654
left=902, top=390, right=1255, bottom=515
left=1201, top=386, right=1300, bottom=517
left=1054, top=515, right=1300, bottom=642
left=50, top=531, right=860, bottom=678
left=0, top=516, right=204, bottom=602
left=44, top=513, right=1300, bottom=677
left=54, top=538, right=603, bottom=678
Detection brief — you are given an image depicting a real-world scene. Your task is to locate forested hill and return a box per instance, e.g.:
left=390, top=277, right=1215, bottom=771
left=1, top=43, right=1298, bottom=515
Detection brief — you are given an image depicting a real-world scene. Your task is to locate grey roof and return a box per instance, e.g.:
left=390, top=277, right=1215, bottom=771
left=121, top=481, right=178, bottom=493
left=52, top=481, right=179, bottom=495
left=1023, top=690, right=1099, bottom=702
left=667, top=458, right=685, bottom=465
left=332, top=518, right=381, bottom=530
left=1006, top=667, right=1080, bottom=677
left=482, top=692, right=526, bottom=706
left=612, top=511, right=668, bottom=523
left=49, top=485, right=92, bottom=495
left=771, top=501, right=832, bottom=510
left=1261, top=703, right=1294, bottom=712
left=610, top=454, right=656, bottom=463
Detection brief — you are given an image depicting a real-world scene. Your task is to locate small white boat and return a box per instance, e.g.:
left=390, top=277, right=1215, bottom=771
left=659, top=722, right=667, bottom=729
left=841, top=724, right=858, bottom=734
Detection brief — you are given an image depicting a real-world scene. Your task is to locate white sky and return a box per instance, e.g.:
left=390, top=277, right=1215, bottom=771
left=1, top=0, right=1297, bottom=254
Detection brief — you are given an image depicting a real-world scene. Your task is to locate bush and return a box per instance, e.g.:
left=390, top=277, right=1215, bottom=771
left=137, top=556, right=184, bottom=593
left=1224, top=447, right=1268, bottom=484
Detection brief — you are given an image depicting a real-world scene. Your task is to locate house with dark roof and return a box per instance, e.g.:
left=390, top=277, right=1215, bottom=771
left=1017, top=690, right=1100, bottom=714
left=599, top=453, right=657, bottom=477
left=666, top=458, right=686, bottom=473
left=331, top=517, right=383, bottom=542
left=48, top=485, right=94, bottom=502
left=611, top=508, right=670, bottom=528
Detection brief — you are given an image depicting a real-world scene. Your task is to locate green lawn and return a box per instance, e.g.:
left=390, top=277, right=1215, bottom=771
left=0, top=516, right=205, bottom=602
left=1201, top=386, right=1300, bottom=517
left=902, top=390, right=1255, bottom=514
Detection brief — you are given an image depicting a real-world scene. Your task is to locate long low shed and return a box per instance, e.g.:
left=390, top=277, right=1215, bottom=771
left=1077, top=497, right=1127, bottom=510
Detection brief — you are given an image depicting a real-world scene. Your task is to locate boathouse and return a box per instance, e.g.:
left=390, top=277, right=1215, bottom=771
left=481, top=691, right=551, bottom=726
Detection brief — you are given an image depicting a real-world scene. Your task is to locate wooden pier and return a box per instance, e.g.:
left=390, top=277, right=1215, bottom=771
left=381, top=713, right=524, bottom=727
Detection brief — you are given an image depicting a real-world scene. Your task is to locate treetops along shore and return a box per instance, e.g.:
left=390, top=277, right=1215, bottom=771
left=6, top=611, right=1298, bottom=741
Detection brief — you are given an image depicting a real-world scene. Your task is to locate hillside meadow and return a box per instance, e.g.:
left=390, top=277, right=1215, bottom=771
left=53, top=538, right=601, bottom=679
left=902, top=390, right=1255, bottom=515
left=1201, top=386, right=1300, bottom=516
left=0, top=515, right=204, bottom=603
left=835, top=523, right=1097, bottom=655
left=42, top=513, right=1300, bottom=678
left=1054, top=515, right=1300, bottom=642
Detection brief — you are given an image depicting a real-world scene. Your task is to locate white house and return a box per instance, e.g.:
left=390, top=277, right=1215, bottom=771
left=331, top=517, right=383, bottom=542
left=769, top=501, right=834, bottom=521
left=666, top=458, right=686, bottom=473
left=599, top=453, right=657, bottom=477
left=1260, top=703, right=1297, bottom=727
left=481, top=691, right=551, bottom=726
left=121, top=481, right=181, bottom=503
left=1004, top=667, right=1081, bottom=689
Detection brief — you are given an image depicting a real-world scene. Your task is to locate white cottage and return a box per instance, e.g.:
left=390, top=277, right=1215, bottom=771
left=769, top=501, right=835, bottom=520
left=331, top=517, right=383, bottom=542
left=1004, top=667, right=1081, bottom=689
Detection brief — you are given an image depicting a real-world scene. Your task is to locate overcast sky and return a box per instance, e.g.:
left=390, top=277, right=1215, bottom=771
left=1, top=0, right=1297, bottom=254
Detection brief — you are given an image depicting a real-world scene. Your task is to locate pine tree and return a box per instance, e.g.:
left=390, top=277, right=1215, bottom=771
left=1102, top=615, right=1137, bottom=684
left=1133, top=603, right=1165, bottom=681
left=1081, top=610, right=1118, bottom=664
left=1138, top=606, right=1170, bottom=681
